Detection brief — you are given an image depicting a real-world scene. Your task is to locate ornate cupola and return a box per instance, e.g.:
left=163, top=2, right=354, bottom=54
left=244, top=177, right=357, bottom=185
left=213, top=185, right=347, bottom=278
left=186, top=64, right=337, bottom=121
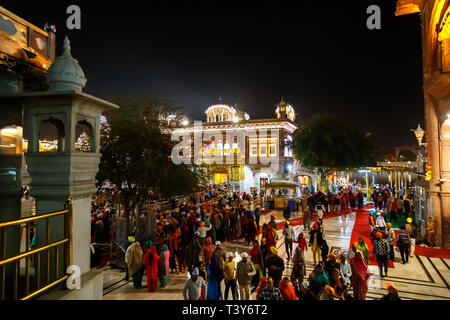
left=47, top=36, right=87, bottom=92
left=275, top=97, right=295, bottom=122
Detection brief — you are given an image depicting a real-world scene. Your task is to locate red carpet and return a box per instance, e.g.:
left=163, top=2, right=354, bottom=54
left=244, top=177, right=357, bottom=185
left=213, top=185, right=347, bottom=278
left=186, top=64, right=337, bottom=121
left=260, top=209, right=272, bottom=216
left=414, top=245, right=450, bottom=259
left=349, top=204, right=394, bottom=268
left=274, top=208, right=356, bottom=230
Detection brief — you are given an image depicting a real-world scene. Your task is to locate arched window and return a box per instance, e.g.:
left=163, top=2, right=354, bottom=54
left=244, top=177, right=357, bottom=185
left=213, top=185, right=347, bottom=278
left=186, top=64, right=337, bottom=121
left=38, top=118, right=64, bottom=152
left=75, top=120, right=94, bottom=152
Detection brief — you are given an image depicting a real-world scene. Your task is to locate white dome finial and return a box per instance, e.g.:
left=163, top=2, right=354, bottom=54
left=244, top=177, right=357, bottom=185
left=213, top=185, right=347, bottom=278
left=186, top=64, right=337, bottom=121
left=63, top=36, right=72, bottom=57
left=47, top=36, right=87, bottom=92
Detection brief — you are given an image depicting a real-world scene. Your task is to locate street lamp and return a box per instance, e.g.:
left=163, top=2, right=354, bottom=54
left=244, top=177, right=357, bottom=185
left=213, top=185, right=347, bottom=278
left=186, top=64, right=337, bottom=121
left=410, top=124, right=426, bottom=147
left=410, top=123, right=427, bottom=176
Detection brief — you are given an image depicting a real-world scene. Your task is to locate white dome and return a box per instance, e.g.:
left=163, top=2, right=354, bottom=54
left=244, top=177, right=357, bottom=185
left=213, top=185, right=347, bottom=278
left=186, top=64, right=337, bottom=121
left=47, top=36, right=87, bottom=92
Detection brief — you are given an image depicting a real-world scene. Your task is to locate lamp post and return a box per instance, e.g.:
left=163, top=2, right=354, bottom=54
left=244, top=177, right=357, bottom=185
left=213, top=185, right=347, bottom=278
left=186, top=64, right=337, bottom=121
left=410, top=124, right=426, bottom=174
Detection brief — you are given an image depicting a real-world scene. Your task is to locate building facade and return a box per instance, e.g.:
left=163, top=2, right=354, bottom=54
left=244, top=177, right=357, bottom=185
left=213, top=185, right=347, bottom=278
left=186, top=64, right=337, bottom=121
left=397, top=0, right=450, bottom=247
left=171, top=98, right=299, bottom=193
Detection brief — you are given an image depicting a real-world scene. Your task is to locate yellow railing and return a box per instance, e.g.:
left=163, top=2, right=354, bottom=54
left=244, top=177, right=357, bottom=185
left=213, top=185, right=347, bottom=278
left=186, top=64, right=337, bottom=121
left=0, top=198, right=72, bottom=300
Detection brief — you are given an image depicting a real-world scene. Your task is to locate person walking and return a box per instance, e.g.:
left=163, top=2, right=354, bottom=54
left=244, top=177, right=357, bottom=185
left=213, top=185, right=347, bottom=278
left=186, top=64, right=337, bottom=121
left=236, top=252, right=256, bottom=300
left=202, top=237, right=216, bottom=266
left=373, top=232, right=390, bottom=277
left=212, top=241, right=227, bottom=271
left=278, top=277, right=298, bottom=300
left=405, top=218, right=416, bottom=258
left=376, top=211, right=387, bottom=231
left=159, top=244, right=170, bottom=288
left=283, top=203, right=291, bottom=220
left=389, top=198, right=398, bottom=222
left=206, top=257, right=223, bottom=300
left=303, top=205, right=312, bottom=231
left=183, top=267, right=207, bottom=300
left=338, top=254, right=352, bottom=289
left=397, top=225, right=411, bottom=264
left=125, top=236, right=145, bottom=289
left=266, top=246, right=285, bottom=287
left=186, top=231, right=202, bottom=273
left=350, top=249, right=370, bottom=300
left=290, top=245, right=306, bottom=285
left=144, top=243, right=159, bottom=292
left=357, top=237, right=370, bottom=265
left=282, top=221, right=295, bottom=260
left=258, top=277, right=283, bottom=300
left=223, top=252, right=237, bottom=300
left=386, top=223, right=395, bottom=261
left=426, top=217, right=436, bottom=247
left=249, top=240, right=264, bottom=292
left=309, top=224, right=323, bottom=265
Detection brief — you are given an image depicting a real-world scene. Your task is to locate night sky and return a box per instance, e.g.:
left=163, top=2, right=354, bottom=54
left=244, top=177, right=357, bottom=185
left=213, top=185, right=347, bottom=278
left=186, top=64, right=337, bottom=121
left=3, top=0, right=424, bottom=153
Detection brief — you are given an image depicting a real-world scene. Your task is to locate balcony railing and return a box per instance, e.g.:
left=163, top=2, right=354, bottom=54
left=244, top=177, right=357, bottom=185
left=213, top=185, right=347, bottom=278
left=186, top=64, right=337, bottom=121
left=0, top=198, right=72, bottom=300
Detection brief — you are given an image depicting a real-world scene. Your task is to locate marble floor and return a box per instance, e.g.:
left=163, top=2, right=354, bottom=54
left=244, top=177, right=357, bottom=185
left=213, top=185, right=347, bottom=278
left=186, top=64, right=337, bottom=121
left=103, top=210, right=450, bottom=300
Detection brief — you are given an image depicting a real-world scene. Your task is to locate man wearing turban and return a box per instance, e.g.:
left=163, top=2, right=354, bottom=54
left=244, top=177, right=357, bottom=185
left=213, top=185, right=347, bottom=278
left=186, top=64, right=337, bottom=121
left=373, top=231, right=390, bottom=277
left=380, top=282, right=401, bottom=301
left=265, top=246, right=285, bottom=287
left=125, top=236, right=145, bottom=288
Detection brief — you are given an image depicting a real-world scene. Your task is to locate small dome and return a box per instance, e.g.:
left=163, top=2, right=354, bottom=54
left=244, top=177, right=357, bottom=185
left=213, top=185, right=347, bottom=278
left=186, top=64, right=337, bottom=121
left=47, top=36, right=87, bottom=92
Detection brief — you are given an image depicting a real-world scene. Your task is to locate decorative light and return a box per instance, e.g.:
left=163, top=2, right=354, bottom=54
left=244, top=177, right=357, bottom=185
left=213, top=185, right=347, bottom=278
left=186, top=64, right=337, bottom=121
left=181, top=119, right=189, bottom=126
left=410, top=124, right=425, bottom=146
left=233, top=116, right=239, bottom=123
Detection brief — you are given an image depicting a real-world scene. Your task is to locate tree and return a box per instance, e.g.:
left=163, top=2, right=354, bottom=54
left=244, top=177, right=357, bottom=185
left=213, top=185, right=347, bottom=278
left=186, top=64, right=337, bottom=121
left=96, top=97, right=200, bottom=223
left=292, top=113, right=377, bottom=191
left=75, top=132, right=90, bottom=152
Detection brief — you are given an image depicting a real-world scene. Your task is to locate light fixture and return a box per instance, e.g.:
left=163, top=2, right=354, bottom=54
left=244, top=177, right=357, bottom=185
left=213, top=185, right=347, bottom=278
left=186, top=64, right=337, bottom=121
left=410, top=124, right=425, bottom=146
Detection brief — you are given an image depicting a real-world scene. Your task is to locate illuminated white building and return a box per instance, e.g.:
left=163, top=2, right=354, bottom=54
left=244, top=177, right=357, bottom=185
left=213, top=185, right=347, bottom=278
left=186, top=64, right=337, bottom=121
left=172, top=98, right=298, bottom=193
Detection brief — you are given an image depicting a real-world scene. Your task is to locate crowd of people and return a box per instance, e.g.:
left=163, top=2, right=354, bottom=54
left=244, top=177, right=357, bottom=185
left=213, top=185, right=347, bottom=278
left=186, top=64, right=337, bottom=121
left=89, top=179, right=443, bottom=302
left=97, top=183, right=404, bottom=301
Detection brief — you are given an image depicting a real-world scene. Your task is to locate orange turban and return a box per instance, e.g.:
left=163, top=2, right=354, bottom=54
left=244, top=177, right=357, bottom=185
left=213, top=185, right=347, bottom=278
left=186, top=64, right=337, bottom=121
left=206, top=237, right=211, bottom=242
left=386, top=282, right=398, bottom=294
left=324, top=285, right=335, bottom=295
left=327, top=252, right=336, bottom=260
left=261, top=238, right=266, bottom=244
left=200, top=221, right=205, bottom=227
left=375, top=232, right=383, bottom=239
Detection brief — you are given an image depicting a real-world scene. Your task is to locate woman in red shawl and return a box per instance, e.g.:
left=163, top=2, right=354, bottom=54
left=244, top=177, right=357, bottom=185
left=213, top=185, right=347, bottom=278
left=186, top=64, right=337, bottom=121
left=144, top=244, right=160, bottom=292
left=294, top=232, right=308, bottom=253
left=266, top=225, right=277, bottom=250
left=278, top=277, right=298, bottom=300
left=350, top=247, right=370, bottom=300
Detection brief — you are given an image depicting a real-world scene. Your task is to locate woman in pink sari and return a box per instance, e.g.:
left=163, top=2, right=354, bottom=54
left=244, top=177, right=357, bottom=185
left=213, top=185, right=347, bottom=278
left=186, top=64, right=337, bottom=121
left=350, top=245, right=370, bottom=300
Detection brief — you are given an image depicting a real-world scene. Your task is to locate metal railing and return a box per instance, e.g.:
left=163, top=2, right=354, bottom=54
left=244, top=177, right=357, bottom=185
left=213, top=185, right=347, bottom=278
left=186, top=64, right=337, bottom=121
left=0, top=198, right=72, bottom=300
